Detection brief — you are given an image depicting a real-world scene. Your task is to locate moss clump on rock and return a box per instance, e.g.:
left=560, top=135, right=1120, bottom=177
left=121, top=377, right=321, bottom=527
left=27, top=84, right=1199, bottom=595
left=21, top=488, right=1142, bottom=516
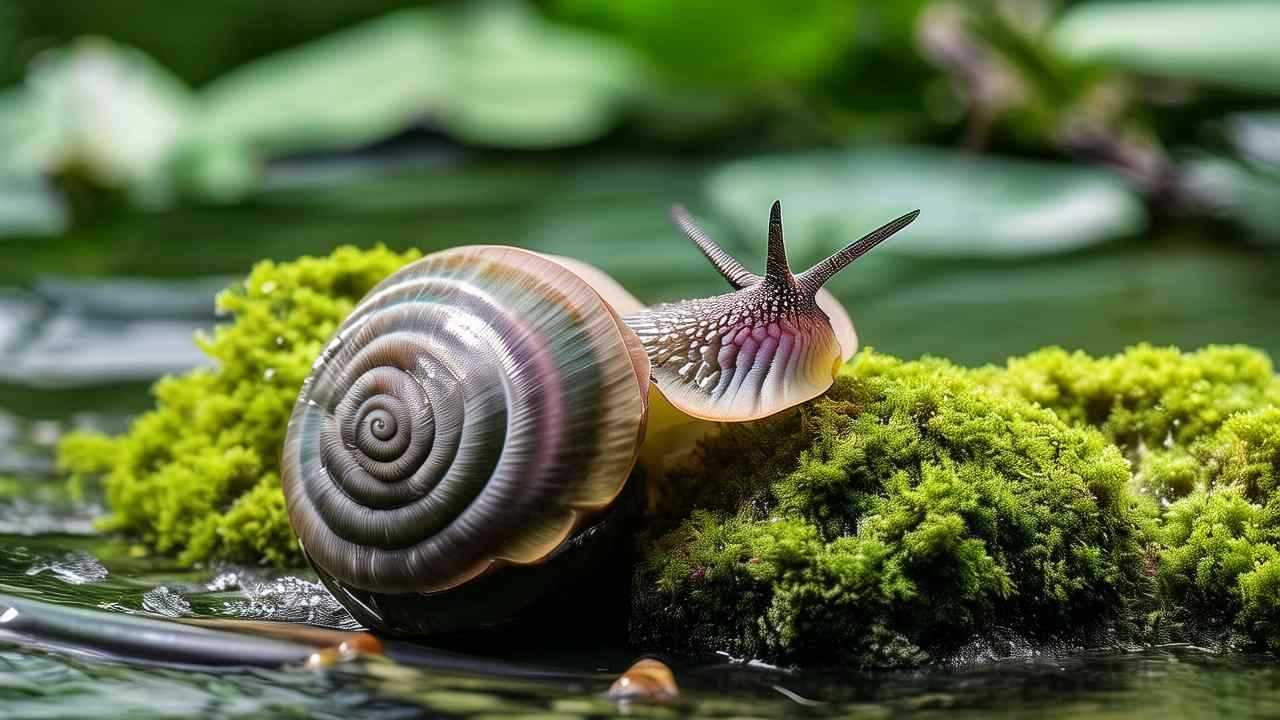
left=1152, top=408, right=1280, bottom=648
left=633, top=352, right=1154, bottom=666
left=634, top=345, right=1280, bottom=664
left=59, top=246, right=420, bottom=566
left=977, top=345, right=1280, bottom=451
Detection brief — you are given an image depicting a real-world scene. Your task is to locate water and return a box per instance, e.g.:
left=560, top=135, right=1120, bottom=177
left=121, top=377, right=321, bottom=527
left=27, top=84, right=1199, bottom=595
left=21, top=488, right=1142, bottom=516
left=2, top=157, right=1280, bottom=717
left=1, top=482, right=1279, bottom=718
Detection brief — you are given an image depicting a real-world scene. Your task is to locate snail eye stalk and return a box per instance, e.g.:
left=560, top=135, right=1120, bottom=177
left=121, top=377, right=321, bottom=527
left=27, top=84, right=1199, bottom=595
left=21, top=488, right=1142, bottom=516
left=624, top=201, right=918, bottom=422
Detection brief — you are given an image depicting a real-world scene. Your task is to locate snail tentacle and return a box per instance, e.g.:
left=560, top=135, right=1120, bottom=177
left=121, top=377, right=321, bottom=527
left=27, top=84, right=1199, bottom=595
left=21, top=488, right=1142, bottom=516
left=796, top=209, right=921, bottom=294
left=624, top=201, right=917, bottom=422
left=670, top=205, right=759, bottom=290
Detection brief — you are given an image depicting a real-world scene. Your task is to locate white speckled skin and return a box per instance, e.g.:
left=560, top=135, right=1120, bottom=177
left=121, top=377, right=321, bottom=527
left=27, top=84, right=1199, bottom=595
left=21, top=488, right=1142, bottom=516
left=624, top=275, right=842, bottom=421
left=625, top=201, right=918, bottom=421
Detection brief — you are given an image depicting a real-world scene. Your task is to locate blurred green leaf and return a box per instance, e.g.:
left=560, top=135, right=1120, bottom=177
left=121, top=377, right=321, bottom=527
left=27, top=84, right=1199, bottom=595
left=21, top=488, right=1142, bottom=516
left=1186, top=154, right=1280, bottom=245
left=550, top=0, right=857, bottom=90
left=1227, top=112, right=1280, bottom=171
left=8, top=38, right=192, bottom=204
left=187, top=9, right=450, bottom=159
left=1052, top=2, right=1280, bottom=95
left=6, top=0, right=422, bottom=87
left=0, top=175, right=67, bottom=237
left=707, top=146, right=1147, bottom=260
left=847, top=242, right=1280, bottom=365
left=175, top=2, right=648, bottom=200
left=0, top=90, right=59, bottom=177
left=439, top=1, right=648, bottom=148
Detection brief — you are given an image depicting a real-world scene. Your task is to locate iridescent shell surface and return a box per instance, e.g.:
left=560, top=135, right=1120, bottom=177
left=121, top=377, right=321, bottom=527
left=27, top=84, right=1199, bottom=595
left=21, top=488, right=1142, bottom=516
left=281, top=246, right=649, bottom=595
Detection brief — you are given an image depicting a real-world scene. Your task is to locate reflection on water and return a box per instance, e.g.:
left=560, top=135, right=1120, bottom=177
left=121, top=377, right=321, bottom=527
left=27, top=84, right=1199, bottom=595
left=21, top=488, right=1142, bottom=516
left=0, top=649, right=404, bottom=720
left=7, top=628, right=1280, bottom=718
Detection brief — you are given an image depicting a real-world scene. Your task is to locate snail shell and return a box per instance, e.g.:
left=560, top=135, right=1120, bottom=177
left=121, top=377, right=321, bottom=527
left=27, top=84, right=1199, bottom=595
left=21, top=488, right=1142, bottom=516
left=281, top=246, right=649, bottom=596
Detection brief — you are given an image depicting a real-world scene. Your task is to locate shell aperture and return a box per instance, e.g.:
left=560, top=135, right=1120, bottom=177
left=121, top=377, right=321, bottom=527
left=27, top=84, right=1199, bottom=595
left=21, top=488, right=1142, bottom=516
left=282, top=246, right=649, bottom=595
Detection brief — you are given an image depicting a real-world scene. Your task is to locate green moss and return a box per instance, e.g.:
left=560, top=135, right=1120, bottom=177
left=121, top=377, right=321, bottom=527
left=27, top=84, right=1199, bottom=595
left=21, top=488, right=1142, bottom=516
left=980, top=346, right=1280, bottom=654
left=1157, top=488, right=1273, bottom=632
left=58, top=245, right=419, bottom=566
left=635, top=352, right=1154, bottom=666
left=977, top=344, right=1280, bottom=451
left=637, top=346, right=1280, bottom=664
left=1150, top=408, right=1280, bottom=649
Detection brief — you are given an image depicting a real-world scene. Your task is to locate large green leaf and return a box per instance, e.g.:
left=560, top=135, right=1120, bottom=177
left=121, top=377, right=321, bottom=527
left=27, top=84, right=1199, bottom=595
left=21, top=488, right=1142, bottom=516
left=1186, top=155, right=1280, bottom=245
left=1228, top=112, right=1280, bottom=171
left=0, top=176, right=67, bottom=238
left=439, top=2, right=648, bottom=148
left=187, top=9, right=450, bottom=159
left=176, top=2, right=648, bottom=201
left=0, top=90, right=59, bottom=177
left=550, top=0, right=858, bottom=89
left=1, top=38, right=192, bottom=204
left=1052, top=2, right=1280, bottom=95
left=706, top=146, right=1146, bottom=261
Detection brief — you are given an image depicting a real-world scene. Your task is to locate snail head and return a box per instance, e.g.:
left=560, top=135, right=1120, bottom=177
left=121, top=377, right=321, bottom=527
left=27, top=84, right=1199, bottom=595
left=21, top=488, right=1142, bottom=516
left=623, top=201, right=918, bottom=422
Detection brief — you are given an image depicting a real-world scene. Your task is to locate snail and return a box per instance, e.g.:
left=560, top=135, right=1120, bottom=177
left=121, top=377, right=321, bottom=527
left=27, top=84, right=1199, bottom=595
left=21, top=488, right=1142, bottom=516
left=281, top=201, right=918, bottom=637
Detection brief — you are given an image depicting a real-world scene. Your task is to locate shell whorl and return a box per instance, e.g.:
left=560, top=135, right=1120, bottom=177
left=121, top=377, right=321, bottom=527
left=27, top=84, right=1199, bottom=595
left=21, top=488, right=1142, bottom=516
left=282, top=246, right=648, bottom=595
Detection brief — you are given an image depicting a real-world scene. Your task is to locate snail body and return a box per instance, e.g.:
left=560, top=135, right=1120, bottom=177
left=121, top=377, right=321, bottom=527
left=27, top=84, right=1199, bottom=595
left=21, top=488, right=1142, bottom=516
left=282, top=202, right=917, bottom=636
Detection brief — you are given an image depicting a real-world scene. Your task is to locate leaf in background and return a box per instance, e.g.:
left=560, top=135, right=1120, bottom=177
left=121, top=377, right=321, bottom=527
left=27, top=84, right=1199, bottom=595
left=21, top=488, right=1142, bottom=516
left=550, top=0, right=857, bottom=90
left=30, top=39, right=191, bottom=193
left=6, top=38, right=193, bottom=205
left=0, top=90, right=66, bottom=236
left=186, top=9, right=450, bottom=159
left=1052, top=2, right=1280, bottom=95
left=174, top=2, right=649, bottom=199
left=0, top=176, right=68, bottom=238
left=0, top=90, right=60, bottom=177
left=439, top=1, right=648, bottom=148
left=1185, top=154, right=1280, bottom=245
left=849, top=243, right=1280, bottom=366
left=707, top=146, right=1146, bottom=261
left=1227, top=113, right=1280, bottom=171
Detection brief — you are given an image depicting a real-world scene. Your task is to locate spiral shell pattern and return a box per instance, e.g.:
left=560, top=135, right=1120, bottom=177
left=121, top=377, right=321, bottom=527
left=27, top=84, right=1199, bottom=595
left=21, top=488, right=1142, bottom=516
left=282, top=247, right=649, bottom=594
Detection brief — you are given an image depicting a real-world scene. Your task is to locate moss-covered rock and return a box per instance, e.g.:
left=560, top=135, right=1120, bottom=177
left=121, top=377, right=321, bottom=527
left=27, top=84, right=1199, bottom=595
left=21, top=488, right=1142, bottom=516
left=633, top=352, right=1154, bottom=666
left=59, top=245, right=420, bottom=565
left=633, top=346, right=1280, bottom=664
left=54, top=244, right=1280, bottom=663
